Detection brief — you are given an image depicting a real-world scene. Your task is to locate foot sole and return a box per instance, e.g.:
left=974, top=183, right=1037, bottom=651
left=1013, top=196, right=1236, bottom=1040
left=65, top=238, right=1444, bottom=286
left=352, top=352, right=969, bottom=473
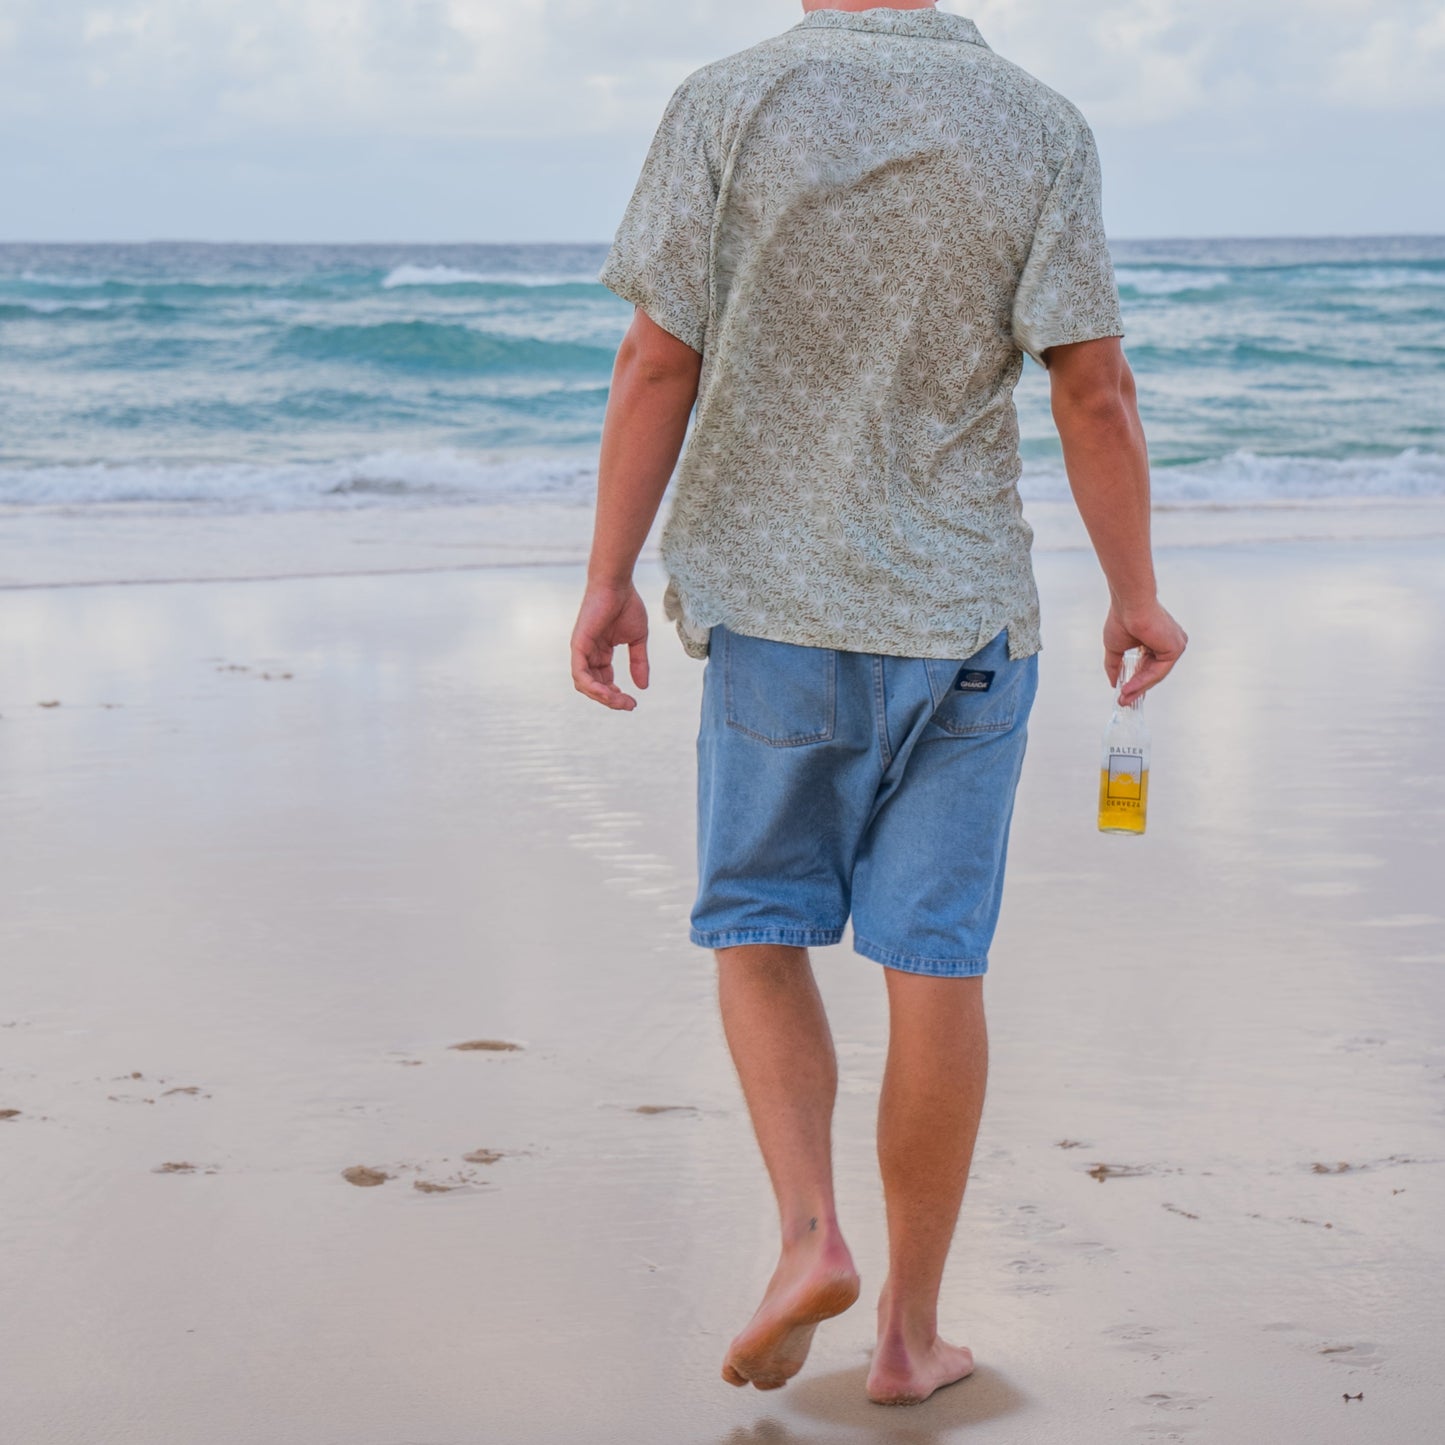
left=724, top=1272, right=861, bottom=1390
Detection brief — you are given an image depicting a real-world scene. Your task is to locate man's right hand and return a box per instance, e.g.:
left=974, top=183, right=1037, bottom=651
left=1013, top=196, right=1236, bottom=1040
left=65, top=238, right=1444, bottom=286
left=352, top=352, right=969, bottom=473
left=1104, top=599, right=1187, bottom=704
left=571, top=581, right=651, bottom=711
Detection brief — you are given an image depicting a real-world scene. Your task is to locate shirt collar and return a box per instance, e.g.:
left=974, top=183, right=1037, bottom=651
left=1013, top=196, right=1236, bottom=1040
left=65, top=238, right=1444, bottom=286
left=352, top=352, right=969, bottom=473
left=792, top=7, right=988, bottom=48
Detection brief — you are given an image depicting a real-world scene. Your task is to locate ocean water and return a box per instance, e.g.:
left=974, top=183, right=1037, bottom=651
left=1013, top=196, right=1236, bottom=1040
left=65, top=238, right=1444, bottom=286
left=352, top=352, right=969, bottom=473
left=1, top=237, right=1442, bottom=517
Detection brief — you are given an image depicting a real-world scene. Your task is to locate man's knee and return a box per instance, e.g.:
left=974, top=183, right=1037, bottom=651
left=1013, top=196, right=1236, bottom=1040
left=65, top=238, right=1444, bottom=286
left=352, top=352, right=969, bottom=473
left=716, top=943, right=811, bottom=976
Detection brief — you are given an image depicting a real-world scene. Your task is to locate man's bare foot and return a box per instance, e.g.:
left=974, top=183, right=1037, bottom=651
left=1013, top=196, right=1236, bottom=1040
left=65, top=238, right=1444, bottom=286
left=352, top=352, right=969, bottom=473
left=722, top=1228, right=860, bottom=1391
left=867, top=1327, right=976, bottom=1406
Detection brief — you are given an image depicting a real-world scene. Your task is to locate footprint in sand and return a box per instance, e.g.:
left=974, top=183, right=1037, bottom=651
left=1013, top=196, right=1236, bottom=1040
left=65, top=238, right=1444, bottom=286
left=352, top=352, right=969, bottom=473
left=1002, top=1254, right=1049, bottom=1276
left=998, top=1201, right=1067, bottom=1241
left=1248, top=1211, right=1337, bottom=1229
left=342, top=1165, right=392, bottom=1187
left=107, top=1072, right=179, bottom=1105
left=1142, top=1391, right=1210, bottom=1412
left=1106, top=1323, right=1159, bottom=1345
left=1309, top=1154, right=1419, bottom=1175
left=1162, top=1202, right=1200, bottom=1219
left=1104, top=1323, right=1178, bottom=1360
left=1086, top=1162, right=1155, bottom=1182
left=344, top=1155, right=505, bottom=1192
left=1002, top=1255, right=1056, bottom=1294
left=215, top=661, right=294, bottom=681
left=407, top=1163, right=492, bottom=1193
left=449, top=1039, right=524, bottom=1053
left=1316, top=1340, right=1384, bottom=1368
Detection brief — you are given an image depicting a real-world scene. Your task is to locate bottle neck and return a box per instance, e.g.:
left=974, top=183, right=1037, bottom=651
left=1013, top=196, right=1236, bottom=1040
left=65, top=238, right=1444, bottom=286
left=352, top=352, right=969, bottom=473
left=1116, top=649, right=1145, bottom=713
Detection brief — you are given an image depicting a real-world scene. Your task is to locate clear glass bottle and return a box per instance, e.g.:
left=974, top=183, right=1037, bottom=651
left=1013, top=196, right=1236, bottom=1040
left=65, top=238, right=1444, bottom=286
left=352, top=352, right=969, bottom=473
left=1098, top=648, right=1150, bottom=835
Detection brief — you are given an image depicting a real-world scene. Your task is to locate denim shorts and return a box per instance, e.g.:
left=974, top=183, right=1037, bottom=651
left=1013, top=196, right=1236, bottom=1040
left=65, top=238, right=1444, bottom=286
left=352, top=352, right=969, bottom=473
left=691, top=624, right=1038, bottom=977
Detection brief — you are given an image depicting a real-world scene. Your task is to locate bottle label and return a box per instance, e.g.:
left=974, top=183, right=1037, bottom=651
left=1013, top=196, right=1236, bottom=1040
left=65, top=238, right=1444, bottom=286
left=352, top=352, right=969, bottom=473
left=1105, top=751, right=1144, bottom=801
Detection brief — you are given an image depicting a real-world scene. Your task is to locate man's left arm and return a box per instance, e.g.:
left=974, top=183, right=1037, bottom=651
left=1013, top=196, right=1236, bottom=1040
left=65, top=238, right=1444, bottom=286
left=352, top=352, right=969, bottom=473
left=570, top=307, right=702, bottom=711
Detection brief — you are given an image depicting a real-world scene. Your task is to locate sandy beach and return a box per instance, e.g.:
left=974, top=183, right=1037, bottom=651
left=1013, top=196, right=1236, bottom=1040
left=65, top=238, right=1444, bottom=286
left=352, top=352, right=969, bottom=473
left=3, top=536, right=1443, bottom=1443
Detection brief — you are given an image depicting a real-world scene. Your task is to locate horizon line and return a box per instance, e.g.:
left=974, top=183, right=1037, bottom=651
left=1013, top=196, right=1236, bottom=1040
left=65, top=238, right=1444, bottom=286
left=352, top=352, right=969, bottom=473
left=3, top=231, right=1445, bottom=248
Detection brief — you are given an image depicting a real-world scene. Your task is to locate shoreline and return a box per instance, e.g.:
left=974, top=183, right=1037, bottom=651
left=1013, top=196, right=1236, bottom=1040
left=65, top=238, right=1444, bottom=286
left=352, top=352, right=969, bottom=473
left=4, top=493, right=1444, bottom=593
left=2, top=541, right=1442, bottom=1443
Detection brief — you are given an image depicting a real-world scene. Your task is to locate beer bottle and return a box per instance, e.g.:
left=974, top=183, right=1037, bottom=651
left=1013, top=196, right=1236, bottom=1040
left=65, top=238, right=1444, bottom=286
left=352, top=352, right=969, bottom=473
left=1098, top=648, right=1150, bottom=835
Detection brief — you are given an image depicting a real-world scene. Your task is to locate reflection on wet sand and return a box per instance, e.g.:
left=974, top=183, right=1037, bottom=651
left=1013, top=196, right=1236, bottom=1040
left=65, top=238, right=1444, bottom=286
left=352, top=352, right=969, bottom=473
left=1, top=545, right=1441, bottom=1442
left=729, top=1363, right=1029, bottom=1442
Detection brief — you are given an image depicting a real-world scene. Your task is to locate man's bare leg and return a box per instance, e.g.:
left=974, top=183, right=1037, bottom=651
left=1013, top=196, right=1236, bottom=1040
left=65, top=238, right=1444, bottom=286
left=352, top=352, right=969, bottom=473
left=867, top=970, right=987, bottom=1405
left=715, top=944, right=861, bottom=1390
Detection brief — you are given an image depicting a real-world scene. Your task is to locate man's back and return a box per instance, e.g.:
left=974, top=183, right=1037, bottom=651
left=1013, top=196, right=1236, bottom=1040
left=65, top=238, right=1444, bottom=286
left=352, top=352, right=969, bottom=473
left=600, top=6, right=1123, bottom=661
left=575, top=3, right=1186, bottom=1408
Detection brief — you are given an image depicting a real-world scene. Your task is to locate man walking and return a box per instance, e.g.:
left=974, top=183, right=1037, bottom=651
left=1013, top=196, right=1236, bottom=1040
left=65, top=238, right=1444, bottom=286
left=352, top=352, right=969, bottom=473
left=571, top=0, right=1186, bottom=1408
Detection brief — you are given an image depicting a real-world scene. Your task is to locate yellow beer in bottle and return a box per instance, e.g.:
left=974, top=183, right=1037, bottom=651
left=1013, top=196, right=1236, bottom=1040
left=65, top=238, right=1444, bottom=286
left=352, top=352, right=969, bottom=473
left=1098, top=648, right=1150, bottom=835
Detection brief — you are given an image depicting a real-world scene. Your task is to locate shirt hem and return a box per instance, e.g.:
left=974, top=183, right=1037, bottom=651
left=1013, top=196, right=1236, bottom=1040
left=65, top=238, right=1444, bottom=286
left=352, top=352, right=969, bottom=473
left=666, top=584, right=1041, bottom=661
left=1020, top=320, right=1126, bottom=370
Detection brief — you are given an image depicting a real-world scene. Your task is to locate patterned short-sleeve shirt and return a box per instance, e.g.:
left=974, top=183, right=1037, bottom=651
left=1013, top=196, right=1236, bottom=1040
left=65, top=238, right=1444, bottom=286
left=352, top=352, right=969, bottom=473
left=598, top=5, right=1124, bottom=660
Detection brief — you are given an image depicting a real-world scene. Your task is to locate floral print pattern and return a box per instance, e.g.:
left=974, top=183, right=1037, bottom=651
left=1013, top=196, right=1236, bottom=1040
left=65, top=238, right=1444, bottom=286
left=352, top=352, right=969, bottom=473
left=599, top=7, right=1124, bottom=660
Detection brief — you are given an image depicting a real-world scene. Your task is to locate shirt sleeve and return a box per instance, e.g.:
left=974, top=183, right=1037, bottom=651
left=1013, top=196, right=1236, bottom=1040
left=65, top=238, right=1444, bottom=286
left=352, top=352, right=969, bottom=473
left=1011, top=118, right=1124, bottom=369
left=597, top=78, right=718, bottom=355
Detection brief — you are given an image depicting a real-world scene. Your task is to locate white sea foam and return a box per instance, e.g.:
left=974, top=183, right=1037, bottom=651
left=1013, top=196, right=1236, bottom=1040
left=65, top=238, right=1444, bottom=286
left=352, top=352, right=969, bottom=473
left=3, top=448, right=1442, bottom=516
left=1114, top=263, right=1445, bottom=296
left=17, top=270, right=102, bottom=288
left=6, top=298, right=114, bottom=313
left=1020, top=448, right=1445, bottom=505
left=1115, top=268, right=1232, bottom=296
left=381, top=264, right=595, bottom=289
left=0, top=450, right=600, bottom=512
left=1340, top=267, right=1445, bottom=290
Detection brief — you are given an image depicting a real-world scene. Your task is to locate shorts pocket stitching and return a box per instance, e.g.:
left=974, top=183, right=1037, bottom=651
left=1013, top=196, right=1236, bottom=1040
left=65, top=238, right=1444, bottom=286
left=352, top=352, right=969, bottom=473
left=928, top=718, right=1015, bottom=738
left=722, top=628, right=836, bottom=747
left=924, top=645, right=1021, bottom=738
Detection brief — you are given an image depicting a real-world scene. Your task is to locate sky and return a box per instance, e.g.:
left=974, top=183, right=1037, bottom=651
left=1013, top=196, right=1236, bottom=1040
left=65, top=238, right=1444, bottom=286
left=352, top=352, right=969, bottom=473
left=2, top=0, right=1443, bottom=242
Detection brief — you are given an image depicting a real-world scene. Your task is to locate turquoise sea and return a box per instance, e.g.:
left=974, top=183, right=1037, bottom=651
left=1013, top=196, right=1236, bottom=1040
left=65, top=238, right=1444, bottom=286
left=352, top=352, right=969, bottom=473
left=1, top=237, right=1442, bottom=515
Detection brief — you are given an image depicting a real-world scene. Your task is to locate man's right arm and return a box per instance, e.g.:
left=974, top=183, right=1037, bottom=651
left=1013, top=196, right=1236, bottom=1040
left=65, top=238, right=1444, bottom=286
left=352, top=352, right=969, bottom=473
left=1045, top=336, right=1187, bottom=702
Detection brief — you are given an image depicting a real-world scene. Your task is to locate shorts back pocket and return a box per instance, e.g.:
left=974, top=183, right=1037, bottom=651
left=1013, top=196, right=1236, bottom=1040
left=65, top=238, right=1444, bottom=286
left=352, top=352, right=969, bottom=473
left=923, top=633, right=1034, bottom=738
left=722, top=627, right=837, bottom=746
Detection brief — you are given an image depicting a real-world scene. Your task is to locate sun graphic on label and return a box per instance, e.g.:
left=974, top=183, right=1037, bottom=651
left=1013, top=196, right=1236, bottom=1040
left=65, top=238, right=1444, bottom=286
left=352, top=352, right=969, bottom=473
left=1107, top=754, right=1142, bottom=799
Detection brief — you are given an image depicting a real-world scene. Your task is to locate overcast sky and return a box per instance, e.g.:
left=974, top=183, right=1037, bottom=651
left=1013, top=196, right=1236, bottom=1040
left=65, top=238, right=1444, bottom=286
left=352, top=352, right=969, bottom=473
left=3, top=0, right=1443, bottom=243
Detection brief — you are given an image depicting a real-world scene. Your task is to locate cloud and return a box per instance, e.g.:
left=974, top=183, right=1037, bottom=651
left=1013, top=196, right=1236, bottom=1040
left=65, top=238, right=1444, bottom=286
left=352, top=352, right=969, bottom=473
left=0, top=0, right=1439, bottom=239
left=968, top=0, right=1445, bottom=124
left=2, top=0, right=1440, bottom=143
left=0, top=0, right=768, bottom=141
left=1335, top=5, right=1445, bottom=108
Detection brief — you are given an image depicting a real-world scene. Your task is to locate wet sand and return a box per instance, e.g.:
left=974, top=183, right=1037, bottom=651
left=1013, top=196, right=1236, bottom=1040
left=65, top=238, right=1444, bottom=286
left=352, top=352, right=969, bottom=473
left=1, top=540, right=1442, bottom=1443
